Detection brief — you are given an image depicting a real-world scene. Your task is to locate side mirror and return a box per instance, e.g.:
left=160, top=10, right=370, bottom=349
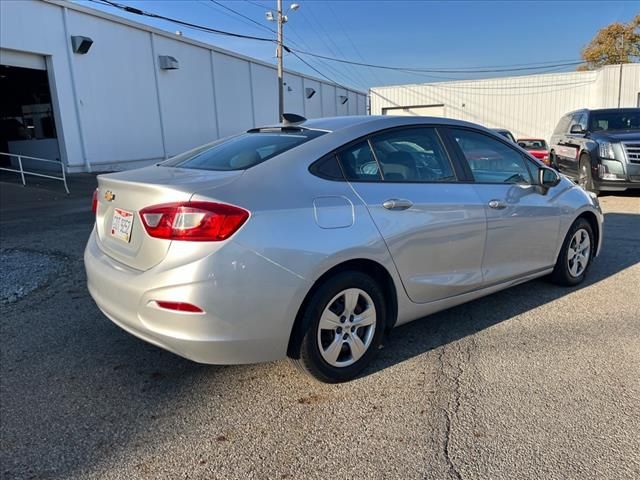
left=569, top=124, right=585, bottom=134
left=538, top=167, right=560, bottom=189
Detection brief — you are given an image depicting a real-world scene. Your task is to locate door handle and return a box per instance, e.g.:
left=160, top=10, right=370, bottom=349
left=488, top=199, right=507, bottom=210
left=383, top=199, right=413, bottom=211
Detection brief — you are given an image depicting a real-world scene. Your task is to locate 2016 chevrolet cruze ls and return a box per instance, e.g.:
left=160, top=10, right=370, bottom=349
left=85, top=115, right=603, bottom=383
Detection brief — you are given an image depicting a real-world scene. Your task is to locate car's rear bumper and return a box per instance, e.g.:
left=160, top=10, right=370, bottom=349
left=84, top=229, right=305, bottom=364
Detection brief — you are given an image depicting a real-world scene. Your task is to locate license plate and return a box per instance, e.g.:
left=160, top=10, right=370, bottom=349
left=111, top=208, right=134, bottom=243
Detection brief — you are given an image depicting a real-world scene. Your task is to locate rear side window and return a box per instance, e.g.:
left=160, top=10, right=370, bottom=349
left=166, top=130, right=325, bottom=171
left=369, top=127, right=455, bottom=182
left=449, top=128, right=532, bottom=184
left=337, top=140, right=382, bottom=181
left=553, top=115, right=571, bottom=135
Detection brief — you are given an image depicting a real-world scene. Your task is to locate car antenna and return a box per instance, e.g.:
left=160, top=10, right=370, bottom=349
left=282, top=113, right=307, bottom=125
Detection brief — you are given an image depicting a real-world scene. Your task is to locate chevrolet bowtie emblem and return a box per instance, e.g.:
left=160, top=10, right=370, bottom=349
left=104, top=190, right=116, bottom=202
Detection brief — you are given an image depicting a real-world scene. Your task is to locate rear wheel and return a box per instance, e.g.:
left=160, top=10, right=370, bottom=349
left=550, top=150, right=559, bottom=170
left=290, top=271, right=386, bottom=383
left=550, top=218, right=594, bottom=286
left=578, top=155, right=599, bottom=195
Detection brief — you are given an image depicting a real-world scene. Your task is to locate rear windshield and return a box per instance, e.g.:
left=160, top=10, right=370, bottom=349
left=589, top=110, right=640, bottom=132
left=518, top=139, right=548, bottom=150
left=165, top=130, right=326, bottom=171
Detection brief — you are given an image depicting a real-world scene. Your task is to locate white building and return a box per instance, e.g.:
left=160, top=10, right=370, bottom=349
left=370, top=64, right=640, bottom=142
left=0, top=0, right=367, bottom=173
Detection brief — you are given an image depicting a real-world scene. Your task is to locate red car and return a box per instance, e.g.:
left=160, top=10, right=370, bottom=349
left=517, top=138, right=550, bottom=165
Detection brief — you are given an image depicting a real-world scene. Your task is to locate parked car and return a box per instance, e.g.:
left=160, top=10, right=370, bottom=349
left=492, top=128, right=516, bottom=143
left=517, top=138, right=550, bottom=165
left=549, top=108, right=640, bottom=194
left=85, top=115, right=602, bottom=383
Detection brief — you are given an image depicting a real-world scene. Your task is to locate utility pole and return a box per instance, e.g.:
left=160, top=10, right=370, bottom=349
left=276, top=0, right=284, bottom=122
left=617, top=34, right=625, bottom=108
left=267, top=2, right=299, bottom=122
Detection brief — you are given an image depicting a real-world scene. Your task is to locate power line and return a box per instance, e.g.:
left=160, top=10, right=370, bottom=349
left=88, top=0, right=274, bottom=42
left=291, top=49, right=585, bottom=74
left=88, top=0, right=588, bottom=78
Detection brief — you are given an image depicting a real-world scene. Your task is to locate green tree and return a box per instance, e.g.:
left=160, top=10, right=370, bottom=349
left=578, top=15, right=640, bottom=70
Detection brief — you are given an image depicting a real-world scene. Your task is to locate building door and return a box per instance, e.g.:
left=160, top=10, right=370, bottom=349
left=0, top=49, right=61, bottom=170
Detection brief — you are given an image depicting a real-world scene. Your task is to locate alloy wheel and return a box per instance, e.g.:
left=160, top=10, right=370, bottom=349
left=567, top=228, right=591, bottom=278
left=317, top=288, right=376, bottom=367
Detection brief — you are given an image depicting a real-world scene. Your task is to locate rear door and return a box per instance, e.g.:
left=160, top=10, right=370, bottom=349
left=556, top=113, right=585, bottom=175
left=445, top=127, right=561, bottom=285
left=338, top=126, right=487, bottom=304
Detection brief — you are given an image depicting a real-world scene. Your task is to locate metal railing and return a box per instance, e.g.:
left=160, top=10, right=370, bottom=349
left=0, top=152, right=69, bottom=194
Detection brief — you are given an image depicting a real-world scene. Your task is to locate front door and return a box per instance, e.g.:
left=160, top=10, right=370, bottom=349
left=446, top=127, right=561, bottom=285
left=337, top=126, right=486, bottom=303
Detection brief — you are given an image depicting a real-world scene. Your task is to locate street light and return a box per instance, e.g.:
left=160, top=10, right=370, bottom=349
left=266, top=2, right=300, bottom=121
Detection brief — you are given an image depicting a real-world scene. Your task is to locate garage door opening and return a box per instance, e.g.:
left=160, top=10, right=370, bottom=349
left=0, top=62, right=61, bottom=170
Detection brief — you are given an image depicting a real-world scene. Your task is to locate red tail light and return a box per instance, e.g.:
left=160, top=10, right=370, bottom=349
left=92, top=189, right=98, bottom=214
left=155, top=301, right=204, bottom=313
left=139, top=202, right=249, bottom=241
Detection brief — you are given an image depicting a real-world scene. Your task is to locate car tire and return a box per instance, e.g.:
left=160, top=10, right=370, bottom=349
left=578, top=155, right=600, bottom=195
left=290, top=271, right=386, bottom=383
left=549, top=218, right=595, bottom=286
left=550, top=150, right=559, bottom=170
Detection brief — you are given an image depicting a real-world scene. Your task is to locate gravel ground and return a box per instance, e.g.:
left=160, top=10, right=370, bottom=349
left=0, top=250, right=65, bottom=304
left=0, top=184, right=639, bottom=480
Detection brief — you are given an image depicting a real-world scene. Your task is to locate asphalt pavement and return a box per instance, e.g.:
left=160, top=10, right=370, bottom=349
left=1, top=179, right=639, bottom=480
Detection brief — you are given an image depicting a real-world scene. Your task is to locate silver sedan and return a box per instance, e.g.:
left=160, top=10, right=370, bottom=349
left=85, top=115, right=603, bottom=382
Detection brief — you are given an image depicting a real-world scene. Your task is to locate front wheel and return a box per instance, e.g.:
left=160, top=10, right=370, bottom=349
left=578, top=155, right=599, bottom=195
left=549, top=218, right=595, bottom=286
left=290, top=271, right=386, bottom=383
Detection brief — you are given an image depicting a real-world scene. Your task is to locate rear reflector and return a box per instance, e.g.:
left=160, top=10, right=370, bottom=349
left=139, top=201, right=249, bottom=241
left=92, top=189, right=98, bottom=214
left=155, top=301, right=204, bottom=313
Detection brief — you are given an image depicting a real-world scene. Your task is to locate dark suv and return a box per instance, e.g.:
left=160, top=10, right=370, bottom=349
left=549, top=108, right=640, bottom=194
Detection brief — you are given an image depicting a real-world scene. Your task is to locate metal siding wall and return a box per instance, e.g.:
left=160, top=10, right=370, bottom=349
left=371, top=65, right=640, bottom=142
left=153, top=34, right=218, bottom=157
left=1, top=0, right=368, bottom=171
left=67, top=10, right=165, bottom=165
left=250, top=63, right=278, bottom=126
left=212, top=52, right=254, bottom=137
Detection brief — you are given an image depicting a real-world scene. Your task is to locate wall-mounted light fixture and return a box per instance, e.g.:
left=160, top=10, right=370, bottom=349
left=339, top=95, right=348, bottom=105
left=305, top=87, right=316, bottom=99
left=158, top=55, right=179, bottom=70
left=71, top=36, right=93, bottom=54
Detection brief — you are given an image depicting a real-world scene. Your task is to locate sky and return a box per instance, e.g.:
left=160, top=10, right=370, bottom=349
left=76, top=0, right=638, bottom=91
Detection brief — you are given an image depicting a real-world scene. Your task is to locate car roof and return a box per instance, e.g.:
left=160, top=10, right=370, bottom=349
left=564, top=107, right=640, bottom=116
left=492, top=128, right=511, bottom=133
left=517, top=138, right=546, bottom=141
left=252, top=115, right=490, bottom=134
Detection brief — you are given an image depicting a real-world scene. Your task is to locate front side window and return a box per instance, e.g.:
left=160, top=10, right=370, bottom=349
left=449, top=128, right=532, bottom=184
left=165, top=130, right=326, bottom=171
left=369, top=127, right=455, bottom=182
left=554, top=115, right=571, bottom=135
left=568, top=113, right=587, bottom=132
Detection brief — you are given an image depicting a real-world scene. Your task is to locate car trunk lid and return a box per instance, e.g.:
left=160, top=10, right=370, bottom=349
left=95, top=166, right=242, bottom=271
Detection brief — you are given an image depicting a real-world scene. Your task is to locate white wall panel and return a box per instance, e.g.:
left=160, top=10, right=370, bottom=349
left=284, top=73, right=303, bottom=116
left=302, top=78, right=322, bottom=118
left=371, top=65, right=640, bottom=142
left=321, top=83, right=337, bottom=117
left=212, top=51, right=253, bottom=137
left=153, top=34, right=217, bottom=157
left=68, top=10, right=164, bottom=165
left=250, top=63, right=278, bottom=126
left=336, top=87, right=348, bottom=116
